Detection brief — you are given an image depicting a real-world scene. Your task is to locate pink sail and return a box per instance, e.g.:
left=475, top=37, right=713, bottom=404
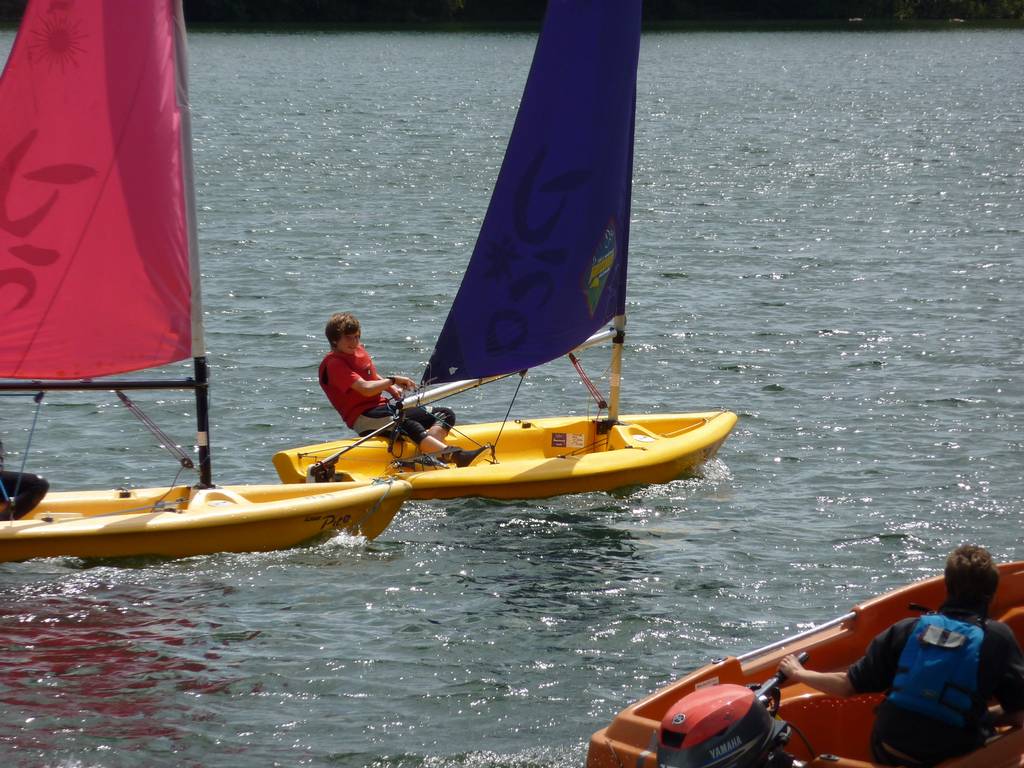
left=0, top=0, right=195, bottom=379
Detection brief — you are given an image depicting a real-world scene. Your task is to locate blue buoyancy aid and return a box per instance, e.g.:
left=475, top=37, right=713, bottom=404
left=888, top=613, right=985, bottom=727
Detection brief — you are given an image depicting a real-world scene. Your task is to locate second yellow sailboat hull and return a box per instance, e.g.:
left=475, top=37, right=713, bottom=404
left=0, top=480, right=410, bottom=563
left=273, top=411, right=737, bottom=500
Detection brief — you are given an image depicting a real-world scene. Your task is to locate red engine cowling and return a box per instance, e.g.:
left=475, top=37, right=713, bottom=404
left=657, top=684, right=791, bottom=768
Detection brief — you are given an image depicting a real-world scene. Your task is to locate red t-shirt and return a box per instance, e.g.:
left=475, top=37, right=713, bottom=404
left=319, top=346, right=384, bottom=427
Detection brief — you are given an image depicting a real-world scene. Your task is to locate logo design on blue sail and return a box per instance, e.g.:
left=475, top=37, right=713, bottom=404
left=584, top=220, right=616, bottom=316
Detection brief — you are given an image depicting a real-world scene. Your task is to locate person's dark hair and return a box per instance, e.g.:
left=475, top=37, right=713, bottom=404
left=325, top=313, right=360, bottom=347
left=945, top=544, right=999, bottom=604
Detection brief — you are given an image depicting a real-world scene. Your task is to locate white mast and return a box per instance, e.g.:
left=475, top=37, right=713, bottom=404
left=173, top=0, right=212, bottom=486
left=607, top=314, right=626, bottom=421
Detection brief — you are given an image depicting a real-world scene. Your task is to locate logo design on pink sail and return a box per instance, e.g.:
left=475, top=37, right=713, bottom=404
left=30, top=6, right=86, bottom=72
left=1, top=132, right=96, bottom=309
left=584, top=220, right=616, bottom=316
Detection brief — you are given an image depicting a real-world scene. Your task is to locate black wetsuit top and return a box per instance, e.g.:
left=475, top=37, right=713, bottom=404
left=847, top=597, right=1024, bottom=766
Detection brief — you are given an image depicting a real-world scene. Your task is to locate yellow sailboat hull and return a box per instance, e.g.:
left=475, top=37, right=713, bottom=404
left=0, top=480, right=410, bottom=563
left=273, top=411, right=737, bottom=500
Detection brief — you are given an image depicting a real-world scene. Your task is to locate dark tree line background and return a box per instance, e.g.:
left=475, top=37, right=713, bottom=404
left=0, top=0, right=1022, bottom=24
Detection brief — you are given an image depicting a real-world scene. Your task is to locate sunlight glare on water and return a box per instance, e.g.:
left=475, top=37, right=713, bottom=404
left=1, top=25, right=1022, bottom=768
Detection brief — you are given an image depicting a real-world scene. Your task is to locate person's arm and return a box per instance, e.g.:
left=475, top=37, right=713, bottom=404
left=778, top=654, right=856, bottom=698
left=990, top=623, right=1024, bottom=731
left=349, top=374, right=414, bottom=399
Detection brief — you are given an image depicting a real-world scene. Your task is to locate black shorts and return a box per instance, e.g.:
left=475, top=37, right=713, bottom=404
left=354, top=405, right=455, bottom=446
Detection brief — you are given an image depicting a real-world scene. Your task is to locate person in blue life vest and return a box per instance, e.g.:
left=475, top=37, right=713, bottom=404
left=319, top=312, right=488, bottom=468
left=779, top=544, right=1024, bottom=766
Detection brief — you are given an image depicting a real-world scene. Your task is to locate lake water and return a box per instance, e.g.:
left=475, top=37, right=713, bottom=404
left=1, top=25, right=1022, bottom=768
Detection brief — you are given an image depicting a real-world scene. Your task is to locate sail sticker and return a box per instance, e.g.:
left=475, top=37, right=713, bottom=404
left=551, top=433, right=585, bottom=448
left=584, top=220, right=617, bottom=316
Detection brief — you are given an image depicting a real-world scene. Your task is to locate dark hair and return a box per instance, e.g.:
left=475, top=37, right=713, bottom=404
left=325, top=313, right=360, bottom=347
left=945, top=544, right=999, bottom=604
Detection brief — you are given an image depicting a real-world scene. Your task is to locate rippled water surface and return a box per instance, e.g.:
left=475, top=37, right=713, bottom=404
left=1, top=26, right=1022, bottom=768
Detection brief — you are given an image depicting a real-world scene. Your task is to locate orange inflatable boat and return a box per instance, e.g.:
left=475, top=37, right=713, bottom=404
left=587, top=561, right=1024, bottom=768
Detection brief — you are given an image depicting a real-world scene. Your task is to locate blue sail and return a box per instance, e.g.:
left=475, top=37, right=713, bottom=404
left=422, top=0, right=641, bottom=385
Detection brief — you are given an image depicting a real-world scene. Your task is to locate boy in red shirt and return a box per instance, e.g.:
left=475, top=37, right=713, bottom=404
left=319, top=312, right=486, bottom=468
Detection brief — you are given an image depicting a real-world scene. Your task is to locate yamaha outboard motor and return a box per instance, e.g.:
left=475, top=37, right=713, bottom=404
left=657, top=656, right=809, bottom=768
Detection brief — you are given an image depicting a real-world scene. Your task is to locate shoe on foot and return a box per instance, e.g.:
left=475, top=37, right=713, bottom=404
left=417, top=453, right=449, bottom=469
left=451, top=445, right=490, bottom=468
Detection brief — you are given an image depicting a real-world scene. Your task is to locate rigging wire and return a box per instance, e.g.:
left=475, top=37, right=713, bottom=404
left=491, top=370, right=527, bottom=452
left=42, top=469, right=193, bottom=520
left=145, top=463, right=191, bottom=512
left=116, top=390, right=195, bottom=471
left=404, top=371, right=528, bottom=455
left=568, top=352, right=608, bottom=411
left=566, top=351, right=612, bottom=455
left=350, top=478, right=402, bottom=531
left=0, top=391, right=45, bottom=506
